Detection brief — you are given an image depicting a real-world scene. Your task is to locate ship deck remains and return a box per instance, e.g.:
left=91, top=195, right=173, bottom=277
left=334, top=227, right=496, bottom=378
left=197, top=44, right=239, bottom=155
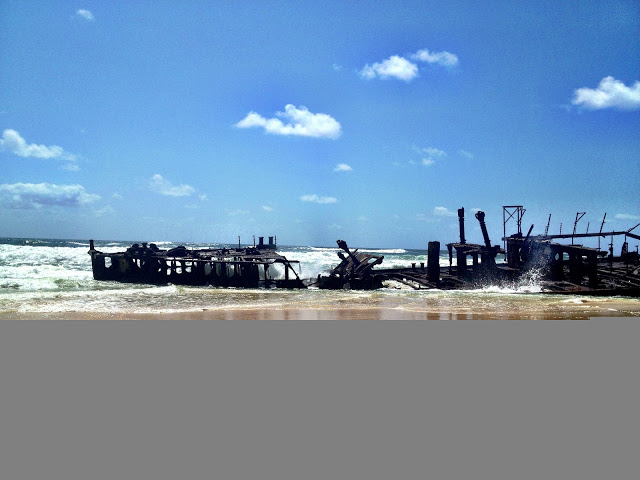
left=315, top=206, right=640, bottom=297
left=88, top=236, right=306, bottom=289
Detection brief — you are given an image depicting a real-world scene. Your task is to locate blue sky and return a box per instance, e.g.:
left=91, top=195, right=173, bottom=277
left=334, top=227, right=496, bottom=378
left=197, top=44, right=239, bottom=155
left=1, top=1, right=639, bottom=248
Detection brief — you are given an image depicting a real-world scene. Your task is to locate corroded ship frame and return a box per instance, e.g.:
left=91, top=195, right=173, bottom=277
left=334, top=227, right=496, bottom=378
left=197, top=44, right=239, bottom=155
left=313, top=206, right=640, bottom=296
left=88, top=236, right=306, bottom=289
left=89, top=207, right=640, bottom=296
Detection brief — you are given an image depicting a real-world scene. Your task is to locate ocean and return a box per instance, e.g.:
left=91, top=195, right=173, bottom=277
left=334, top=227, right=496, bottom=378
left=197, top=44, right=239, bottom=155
left=1, top=237, right=639, bottom=319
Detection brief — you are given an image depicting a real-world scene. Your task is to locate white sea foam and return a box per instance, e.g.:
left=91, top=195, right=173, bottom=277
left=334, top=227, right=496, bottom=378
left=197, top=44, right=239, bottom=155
left=360, top=248, right=407, bottom=254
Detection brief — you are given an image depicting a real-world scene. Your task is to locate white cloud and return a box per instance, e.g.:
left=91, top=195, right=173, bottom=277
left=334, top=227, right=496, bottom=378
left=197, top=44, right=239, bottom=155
left=149, top=174, right=195, bottom=197
left=572, top=76, right=640, bottom=110
left=411, top=49, right=459, bottom=67
left=235, top=104, right=342, bottom=139
left=334, top=163, right=353, bottom=172
left=458, top=149, right=474, bottom=159
left=414, top=146, right=446, bottom=157
left=0, top=129, right=77, bottom=161
left=61, top=163, right=80, bottom=171
left=95, top=205, right=115, bottom=217
left=414, top=145, right=446, bottom=166
left=76, top=9, right=94, bottom=21
left=332, top=64, right=343, bottom=71
left=614, top=213, right=640, bottom=221
left=0, top=182, right=100, bottom=209
left=433, top=206, right=457, bottom=217
left=416, top=213, right=442, bottom=223
left=112, top=193, right=123, bottom=199
left=300, top=194, right=338, bottom=204
left=360, top=47, right=458, bottom=82
left=360, top=55, right=419, bottom=81
left=262, top=205, right=274, bottom=212
left=198, top=194, right=208, bottom=201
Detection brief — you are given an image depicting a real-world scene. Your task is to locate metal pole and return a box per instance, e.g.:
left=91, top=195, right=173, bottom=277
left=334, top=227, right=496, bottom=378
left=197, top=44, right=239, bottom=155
left=544, top=214, right=551, bottom=236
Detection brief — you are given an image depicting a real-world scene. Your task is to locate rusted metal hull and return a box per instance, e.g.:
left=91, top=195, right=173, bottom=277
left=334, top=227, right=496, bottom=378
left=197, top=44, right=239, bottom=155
left=88, top=240, right=306, bottom=289
left=314, top=209, right=640, bottom=297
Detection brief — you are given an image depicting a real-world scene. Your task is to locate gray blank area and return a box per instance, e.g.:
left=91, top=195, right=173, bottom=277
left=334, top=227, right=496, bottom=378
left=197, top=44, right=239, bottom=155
left=1, top=319, right=638, bottom=480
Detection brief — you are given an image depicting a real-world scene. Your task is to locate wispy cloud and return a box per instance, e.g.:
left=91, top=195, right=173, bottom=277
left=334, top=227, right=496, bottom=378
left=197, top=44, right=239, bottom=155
left=572, top=76, right=640, bottom=111
left=1, top=129, right=77, bottom=161
left=433, top=206, right=457, bottom=217
left=418, top=146, right=446, bottom=157
left=360, top=55, right=419, bottom=81
left=458, top=149, right=474, bottom=159
left=262, top=205, right=275, bottom=212
left=410, top=49, right=459, bottom=67
left=0, top=182, right=100, bottom=209
left=76, top=9, right=94, bottom=21
left=360, top=47, right=458, bottom=82
left=414, top=145, right=447, bottom=166
left=149, top=174, right=195, bottom=197
left=300, top=194, right=338, bottom=204
left=416, top=213, right=440, bottom=223
left=235, top=104, right=342, bottom=139
left=334, top=163, right=353, bottom=172
left=614, top=213, right=640, bottom=221
left=60, top=163, right=80, bottom=172
left=95, top=205, right=115, bottom=217
left=226, top=208, right=250, bottom=216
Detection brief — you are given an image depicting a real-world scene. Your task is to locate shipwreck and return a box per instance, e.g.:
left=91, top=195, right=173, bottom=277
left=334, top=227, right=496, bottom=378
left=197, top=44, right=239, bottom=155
left=89, top=206, right=640, bottom=297
left=88, top=236, right=306, bottom=289
left=314, top=206, right=640, bottom=297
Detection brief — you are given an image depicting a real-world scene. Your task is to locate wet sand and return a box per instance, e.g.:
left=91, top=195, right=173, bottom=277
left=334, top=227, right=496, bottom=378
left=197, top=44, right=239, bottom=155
left=3, top=304, right=639, bottom=320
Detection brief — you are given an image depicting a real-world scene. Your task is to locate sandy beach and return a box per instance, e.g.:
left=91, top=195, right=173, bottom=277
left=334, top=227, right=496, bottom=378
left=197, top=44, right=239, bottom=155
left=3, top=300, right=640, bottom=320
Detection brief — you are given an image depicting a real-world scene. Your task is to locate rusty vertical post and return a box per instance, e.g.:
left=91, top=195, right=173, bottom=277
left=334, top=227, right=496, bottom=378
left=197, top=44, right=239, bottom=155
left=587, top=252, right=598, bottom=288
left=544, top=214, right=551, bottom=236
left=457, top=249, right=467, bottom=277
left=598, top=213, right=606, bottom=250
left=458, top=208, right=466, bottom=244
left=427, top=241, right=440, bottom=284
left=475, top=211, right=492, bottom=249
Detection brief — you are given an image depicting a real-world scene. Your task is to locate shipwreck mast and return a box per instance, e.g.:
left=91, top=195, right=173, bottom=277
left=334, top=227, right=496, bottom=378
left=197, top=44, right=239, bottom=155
left=503, top=205, right=526, bottom=256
